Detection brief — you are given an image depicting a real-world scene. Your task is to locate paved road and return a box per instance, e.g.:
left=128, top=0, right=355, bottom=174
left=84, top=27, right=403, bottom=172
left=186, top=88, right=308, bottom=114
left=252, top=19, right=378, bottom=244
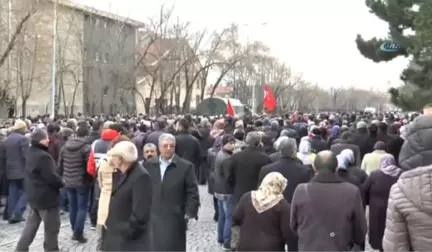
left=0, top=186, right=376, bottom=251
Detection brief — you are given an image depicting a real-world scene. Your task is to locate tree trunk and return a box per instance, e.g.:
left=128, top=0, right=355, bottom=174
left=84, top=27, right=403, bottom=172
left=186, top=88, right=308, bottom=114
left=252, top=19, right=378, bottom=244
left=70, top=81, right=80, bottom=117
left=61, top=79, right=67, bottom=115
left=21, top=97, right=27, bottom=118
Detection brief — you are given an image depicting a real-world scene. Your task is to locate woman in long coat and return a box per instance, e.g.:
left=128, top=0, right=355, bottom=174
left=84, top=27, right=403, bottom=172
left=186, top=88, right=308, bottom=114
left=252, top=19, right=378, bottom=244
left=232, top=172, right=294, bottom=251
left=363, top=154, right=401, bottom=251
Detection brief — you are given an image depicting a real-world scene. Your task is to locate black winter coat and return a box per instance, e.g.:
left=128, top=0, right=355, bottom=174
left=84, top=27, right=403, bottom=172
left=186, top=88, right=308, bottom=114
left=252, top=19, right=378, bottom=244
left=146, top=155, right=200, bottom=251
left=227, top=146, right=271, bottom=205
left=259, top=156, right=312, bottom=203
left=58, top=137, right=92, bottom=188
left=102, top=162, right=153, bottom=251
left=175, top=131, right=202, bottom=172
left=362, top=169, right=399, bottom=250
left=25, top=142, right=64, bottom=210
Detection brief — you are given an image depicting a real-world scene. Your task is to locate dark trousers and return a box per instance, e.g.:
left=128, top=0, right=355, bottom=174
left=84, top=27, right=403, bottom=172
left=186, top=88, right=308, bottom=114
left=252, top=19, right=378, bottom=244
left=60, top=188, right=68, bottom=211
left=90, top=199, right=98, bottom=226
left=15, top=206, right=60, bottom=251
left=7, top=179, right=27, bottom=220
left=96, top=225, right=105, bottom=251
left=213, top=196, right=218, bottom=220
left=66, top=186, right=89, bottom=235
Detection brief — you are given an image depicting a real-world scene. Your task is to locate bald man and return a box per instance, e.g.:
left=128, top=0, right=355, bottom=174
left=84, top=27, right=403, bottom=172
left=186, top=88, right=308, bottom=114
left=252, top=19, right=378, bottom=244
left=290, top=150, right=366, bottom=251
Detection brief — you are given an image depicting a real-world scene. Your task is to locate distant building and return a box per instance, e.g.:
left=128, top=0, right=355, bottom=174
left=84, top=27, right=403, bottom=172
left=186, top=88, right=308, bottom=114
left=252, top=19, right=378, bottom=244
left=136, top=36, right=203, bottom=114
left=0, top=0, right=143, bottom=116
left=205, top=85, right=233, bottom=97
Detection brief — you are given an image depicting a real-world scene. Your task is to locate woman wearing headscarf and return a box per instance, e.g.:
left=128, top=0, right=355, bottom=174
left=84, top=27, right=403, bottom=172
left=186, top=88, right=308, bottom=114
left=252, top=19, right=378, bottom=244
left=327, top=125, right=340, bottom=148
left=297, top=140, right=316, bottom=166
left=232, top=172, right=295, bottom=251
left=363, top=154, right=401, bottom=252
left=336, top=149, right=361, bottom=187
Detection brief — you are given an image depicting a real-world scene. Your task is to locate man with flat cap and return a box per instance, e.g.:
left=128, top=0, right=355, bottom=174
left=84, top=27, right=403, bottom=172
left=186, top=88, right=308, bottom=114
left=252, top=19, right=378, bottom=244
left=290, top=150, right=366, bottom=251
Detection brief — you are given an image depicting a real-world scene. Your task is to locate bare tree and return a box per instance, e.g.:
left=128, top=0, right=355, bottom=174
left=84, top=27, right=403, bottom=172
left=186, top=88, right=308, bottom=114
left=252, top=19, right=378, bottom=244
left=14, top=31, right=45, bottom=117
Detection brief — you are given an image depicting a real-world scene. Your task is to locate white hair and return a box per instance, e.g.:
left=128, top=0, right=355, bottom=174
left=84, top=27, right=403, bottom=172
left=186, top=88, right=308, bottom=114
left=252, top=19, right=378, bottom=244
left=159, top=133, right=176, bottom=145
left=108, top=141, right=138, bottom=163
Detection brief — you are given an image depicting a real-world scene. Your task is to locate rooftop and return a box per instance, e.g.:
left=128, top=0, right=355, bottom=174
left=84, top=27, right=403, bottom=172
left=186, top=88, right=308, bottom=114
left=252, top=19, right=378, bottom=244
left=56, top=0, right=145, bottom=27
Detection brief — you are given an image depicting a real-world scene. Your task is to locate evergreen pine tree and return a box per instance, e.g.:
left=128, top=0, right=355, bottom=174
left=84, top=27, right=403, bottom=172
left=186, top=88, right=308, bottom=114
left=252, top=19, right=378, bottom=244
left=356, top=0, right=432, bottom=110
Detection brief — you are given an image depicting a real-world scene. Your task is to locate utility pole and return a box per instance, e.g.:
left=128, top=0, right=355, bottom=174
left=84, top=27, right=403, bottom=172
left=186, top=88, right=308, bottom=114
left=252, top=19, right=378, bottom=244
left=50, top=0, right=58, bottom=119
left=7, top=0, right=12, bottom=92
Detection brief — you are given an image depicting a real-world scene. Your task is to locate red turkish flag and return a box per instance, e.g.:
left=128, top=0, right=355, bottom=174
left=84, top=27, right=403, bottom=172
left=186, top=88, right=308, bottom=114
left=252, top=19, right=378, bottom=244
left=227, top=99, right=235, bottom=115
left=263, top=84, right=276, bottom=112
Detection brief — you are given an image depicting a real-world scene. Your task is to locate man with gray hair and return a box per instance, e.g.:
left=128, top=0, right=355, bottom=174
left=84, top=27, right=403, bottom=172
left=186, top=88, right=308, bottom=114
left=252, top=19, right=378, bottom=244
left=145, top=133, right=200, bottom=251
left=258, top=137, right=309, bottom=251
left=269, top=136, right=290, bottom=162
left=226, top=131, right=271, bottom=206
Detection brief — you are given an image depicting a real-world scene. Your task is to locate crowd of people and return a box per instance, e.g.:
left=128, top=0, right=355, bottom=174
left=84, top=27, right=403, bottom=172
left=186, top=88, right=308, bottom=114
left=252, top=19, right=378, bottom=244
left=0, top=110, right=431, bottom=251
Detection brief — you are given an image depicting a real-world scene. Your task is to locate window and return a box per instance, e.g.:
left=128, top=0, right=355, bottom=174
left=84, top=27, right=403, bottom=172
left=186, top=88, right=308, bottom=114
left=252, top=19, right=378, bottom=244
left=83, top=48, right=87, bottom=59
left=95, top=52, right=100, bottom=62
left=103, top=53, right=109, bottom=63
left=94, top=19, right=100, bottom=27
left=103, top=20, right=108, bottom=29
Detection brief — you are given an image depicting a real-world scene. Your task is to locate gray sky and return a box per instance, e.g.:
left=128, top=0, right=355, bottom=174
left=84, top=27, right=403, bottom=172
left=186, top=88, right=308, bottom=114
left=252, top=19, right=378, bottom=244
left=75, top=0, right=409, bottom=90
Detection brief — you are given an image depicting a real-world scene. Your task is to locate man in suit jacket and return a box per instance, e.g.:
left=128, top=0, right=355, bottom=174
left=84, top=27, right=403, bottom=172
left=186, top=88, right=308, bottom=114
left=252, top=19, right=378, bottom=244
left=146, top=133, right=200, bottom=252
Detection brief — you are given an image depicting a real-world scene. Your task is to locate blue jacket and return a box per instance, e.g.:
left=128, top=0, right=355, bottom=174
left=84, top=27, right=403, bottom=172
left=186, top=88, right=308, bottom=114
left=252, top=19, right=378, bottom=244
left=6, top=131, right=29, bottom=180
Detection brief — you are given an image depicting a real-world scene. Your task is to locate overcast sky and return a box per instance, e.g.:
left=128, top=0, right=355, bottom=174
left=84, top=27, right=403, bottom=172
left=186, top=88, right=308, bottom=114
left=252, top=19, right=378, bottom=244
left=75, top=0, right=409, bottom=90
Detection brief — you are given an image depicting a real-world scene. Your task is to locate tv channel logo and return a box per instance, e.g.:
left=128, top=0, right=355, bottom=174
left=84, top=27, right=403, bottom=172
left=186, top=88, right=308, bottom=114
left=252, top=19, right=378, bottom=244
left=380, top=41, right=401, bottom=52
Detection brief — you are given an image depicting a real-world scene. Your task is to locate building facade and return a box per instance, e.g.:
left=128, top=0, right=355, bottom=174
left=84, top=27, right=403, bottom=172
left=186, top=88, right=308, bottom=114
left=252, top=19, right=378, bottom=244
left=0, top=0, right=143, bottom=116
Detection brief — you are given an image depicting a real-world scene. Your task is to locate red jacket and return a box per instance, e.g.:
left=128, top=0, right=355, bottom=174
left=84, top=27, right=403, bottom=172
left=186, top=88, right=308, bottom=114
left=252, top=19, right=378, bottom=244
left=86, top=129, right=119, bottom=176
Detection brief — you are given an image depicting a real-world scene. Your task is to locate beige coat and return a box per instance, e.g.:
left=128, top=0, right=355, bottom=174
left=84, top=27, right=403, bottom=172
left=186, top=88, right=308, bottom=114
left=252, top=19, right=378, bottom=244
left=361, top=150, right=387, bottom=175
left=97, top=160, right=116, bottom=226
left=383, top=165, right=432, bottom=251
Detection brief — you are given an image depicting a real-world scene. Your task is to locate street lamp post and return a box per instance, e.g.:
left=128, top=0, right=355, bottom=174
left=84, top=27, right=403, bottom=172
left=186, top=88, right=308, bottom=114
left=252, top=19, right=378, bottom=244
left=50, top=0, right=58, bottom=119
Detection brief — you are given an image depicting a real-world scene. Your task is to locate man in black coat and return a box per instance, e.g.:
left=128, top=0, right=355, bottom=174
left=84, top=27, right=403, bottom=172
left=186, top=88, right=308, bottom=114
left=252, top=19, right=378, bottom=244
left=174, top=118, right=202, bottom=181
left=146, top=133, right=200, bottom=251
left=101, top=141, right=153, bottom=251
left=259, top=137, right=311, bottom=252
left=227, top=131, right=272, bottom=206
left=15, top=128, right=64, bottom=251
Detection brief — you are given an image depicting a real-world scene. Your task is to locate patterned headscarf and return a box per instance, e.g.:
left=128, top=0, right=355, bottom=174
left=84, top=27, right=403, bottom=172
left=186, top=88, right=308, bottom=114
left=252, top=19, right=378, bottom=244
left=380, top=154, right=402, bottom=177
left=251, top=172, right=287, bottom=213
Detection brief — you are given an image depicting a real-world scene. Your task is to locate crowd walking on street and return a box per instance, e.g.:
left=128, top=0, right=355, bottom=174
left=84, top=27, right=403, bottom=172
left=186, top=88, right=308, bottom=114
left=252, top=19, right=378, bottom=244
left=0, top=109, right=431, bottom=251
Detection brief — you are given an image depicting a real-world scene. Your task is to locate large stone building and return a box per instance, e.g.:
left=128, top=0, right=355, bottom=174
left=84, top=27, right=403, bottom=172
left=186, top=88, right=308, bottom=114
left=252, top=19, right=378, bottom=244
left=0, top=0, right=143, bottom=116
left=136, top=37, right=204, bottom=114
